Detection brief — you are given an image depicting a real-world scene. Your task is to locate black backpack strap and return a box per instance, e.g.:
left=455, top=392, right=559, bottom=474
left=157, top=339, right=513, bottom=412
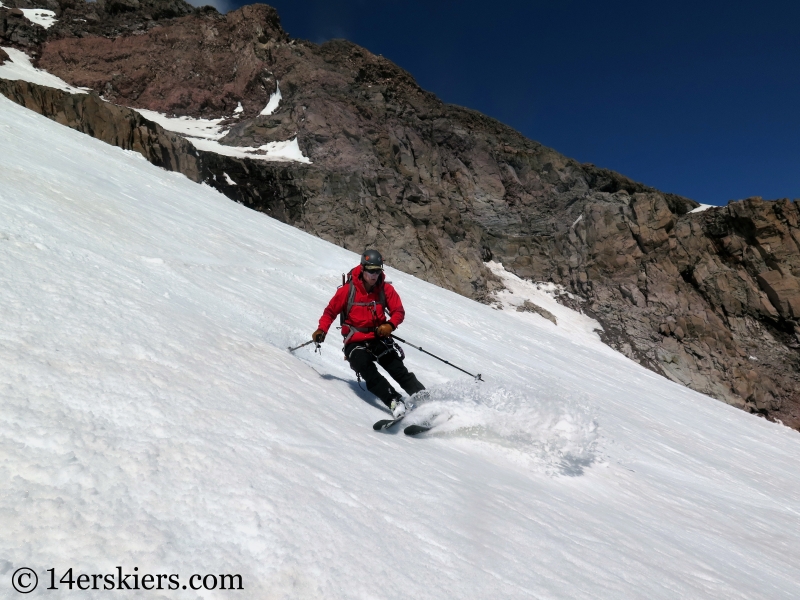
left=340, top=279, right=357, bottom=327
left=340, top=276, right=389, bottom=346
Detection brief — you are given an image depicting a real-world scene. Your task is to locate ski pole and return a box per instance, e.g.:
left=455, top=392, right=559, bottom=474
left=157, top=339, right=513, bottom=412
left=288, top=339, right=318, bottom=352
left=390, top=334, right=484, bottom=382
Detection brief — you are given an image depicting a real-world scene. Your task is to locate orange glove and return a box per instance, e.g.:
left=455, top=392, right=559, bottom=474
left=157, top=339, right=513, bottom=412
left=376, top=323, right=394, bottom=338
left=312, top=329, right=326, bottom=343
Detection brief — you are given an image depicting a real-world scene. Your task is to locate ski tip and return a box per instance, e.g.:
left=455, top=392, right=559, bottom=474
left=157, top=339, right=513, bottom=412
left=373, top=418, right=401, bottom=431
left=404, top=424, right=433, bottom=436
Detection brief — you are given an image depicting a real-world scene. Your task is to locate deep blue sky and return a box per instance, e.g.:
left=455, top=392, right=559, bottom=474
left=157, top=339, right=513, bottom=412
left=203, top=0, right=799, bottom=205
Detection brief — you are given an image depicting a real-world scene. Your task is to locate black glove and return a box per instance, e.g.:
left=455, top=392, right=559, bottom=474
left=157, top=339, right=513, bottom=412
left=312, top=329, right=326, bottom=343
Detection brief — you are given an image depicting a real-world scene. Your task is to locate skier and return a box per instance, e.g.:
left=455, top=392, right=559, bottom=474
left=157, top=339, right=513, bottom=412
left=312, top=250, right=425, bottom=418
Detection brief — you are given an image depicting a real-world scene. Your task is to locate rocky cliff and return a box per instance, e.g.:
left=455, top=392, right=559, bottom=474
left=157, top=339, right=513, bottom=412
left=2, top=0, right=798, bottom=428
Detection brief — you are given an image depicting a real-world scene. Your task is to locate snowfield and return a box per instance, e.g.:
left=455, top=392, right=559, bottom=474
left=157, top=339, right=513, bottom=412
left=1, top=94, right=800, bottom=598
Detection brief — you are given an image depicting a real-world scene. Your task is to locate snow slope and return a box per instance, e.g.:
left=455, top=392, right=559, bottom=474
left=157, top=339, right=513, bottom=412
left=1, top=94, right=800, bottom=599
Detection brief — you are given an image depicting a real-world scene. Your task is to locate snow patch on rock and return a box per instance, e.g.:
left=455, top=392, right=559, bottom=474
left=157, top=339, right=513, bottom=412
left=134, top=105, right=310, bottom=163
left=0, top=47, right=87, bottom=93
left=260, top=80, right=281, bottom=116
left=188, top=136, right=311, bottom=164
left=20, top=7, right=57, bottom=28
left=486, top=260, right=606, bottom=349
left=135, top=108, right=227, bottom=140
left=690, top=203, right=715, bottom=213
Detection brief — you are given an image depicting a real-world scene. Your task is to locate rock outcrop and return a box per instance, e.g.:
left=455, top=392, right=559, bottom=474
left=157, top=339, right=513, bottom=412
left=0, top=78, right=202, bottom=179
left=548, top=195, right=800, bottom=425
left=1, top=0, right=798, bottom=428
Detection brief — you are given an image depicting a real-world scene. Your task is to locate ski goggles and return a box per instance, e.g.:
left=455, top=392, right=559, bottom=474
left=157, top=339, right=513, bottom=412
left=363, top=266, right=383, bottom=273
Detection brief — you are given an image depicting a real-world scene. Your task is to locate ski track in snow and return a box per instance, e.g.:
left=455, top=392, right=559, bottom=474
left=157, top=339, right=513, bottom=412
left=1, top=95, right=800, bottom=598
left=406, top=381, right=599, bottom=476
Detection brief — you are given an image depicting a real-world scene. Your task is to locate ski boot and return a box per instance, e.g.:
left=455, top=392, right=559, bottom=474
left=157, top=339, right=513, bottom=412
left=390, top=397, right=407, bottom=419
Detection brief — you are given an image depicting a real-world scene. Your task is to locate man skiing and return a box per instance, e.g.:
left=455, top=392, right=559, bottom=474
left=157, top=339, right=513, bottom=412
left=312, top=250, right=425, bottom=418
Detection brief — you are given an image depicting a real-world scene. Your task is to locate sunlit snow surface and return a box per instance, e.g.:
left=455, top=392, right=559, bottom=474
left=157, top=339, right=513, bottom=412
left=135, top=108, right=228, bottom=141
left=135, top=106, right=311, bottom=163
left=0, top=47, right=87, bottom=93
left=186, top=135, right=311, bottom=163
left=691, top=203, right=715, bottom=213
left=1, top=95, right=800, bottom=598
left=20, top=7, right=57, bottom=28
left=260, top=80, right=282, bottom=116
left=486, top=260, right=606, bottom=348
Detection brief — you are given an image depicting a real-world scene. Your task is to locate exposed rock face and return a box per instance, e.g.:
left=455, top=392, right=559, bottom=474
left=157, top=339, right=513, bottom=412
left=544, top=194, right=800, bottom=427
left=40, top=4, right=283, bottom=117
left=1, top=0, right=798, bottom=428
left=1, top=4, right=47, bottom=47
left=0, top=78, right=202, bottom=179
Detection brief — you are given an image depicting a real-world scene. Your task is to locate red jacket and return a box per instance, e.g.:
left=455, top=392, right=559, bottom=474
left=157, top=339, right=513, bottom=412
left=318, top=265, right=405, bottom=344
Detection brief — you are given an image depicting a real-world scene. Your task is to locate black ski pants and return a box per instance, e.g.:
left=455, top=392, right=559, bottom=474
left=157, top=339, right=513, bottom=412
left=345, top=338, right=425, bottom=407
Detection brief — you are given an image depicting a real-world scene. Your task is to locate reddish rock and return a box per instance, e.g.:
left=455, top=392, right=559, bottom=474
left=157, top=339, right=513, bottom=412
left=39, top=4, right=286, bottom=118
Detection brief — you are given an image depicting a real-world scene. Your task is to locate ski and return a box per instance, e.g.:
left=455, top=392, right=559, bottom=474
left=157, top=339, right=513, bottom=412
left=403, top=414, right=450, bottom=436
left=372, top=416, right=405, bottom=431
left=403, top=423, right=434, bottom=436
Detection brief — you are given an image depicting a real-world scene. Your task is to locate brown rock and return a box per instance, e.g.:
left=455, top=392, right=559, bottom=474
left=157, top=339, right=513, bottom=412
left=516, top=300, right=558, bottom=325
left=756, top=269, right=800, bottom=318
left=0, top=79, right=201, bottom=180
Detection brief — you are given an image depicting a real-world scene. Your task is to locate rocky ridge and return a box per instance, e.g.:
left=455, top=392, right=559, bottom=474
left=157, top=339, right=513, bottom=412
left=1, top=0, right=798, bottom=427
